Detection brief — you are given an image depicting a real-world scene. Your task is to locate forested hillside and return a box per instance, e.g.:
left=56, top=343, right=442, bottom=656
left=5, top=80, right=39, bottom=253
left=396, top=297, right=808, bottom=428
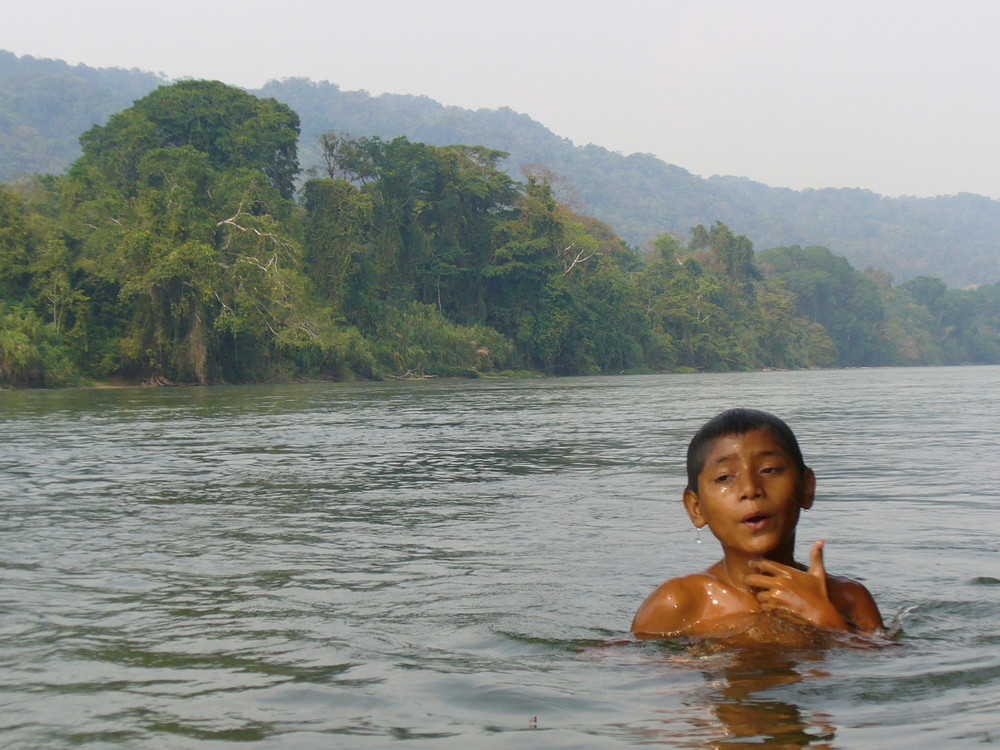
left=255, top=77, right=1000, bottom=287
left=2, top=81, right=998, bottom=388
left=2, top=51, right=1000, bottom=286
left=0, top=51, right=164, bottom=178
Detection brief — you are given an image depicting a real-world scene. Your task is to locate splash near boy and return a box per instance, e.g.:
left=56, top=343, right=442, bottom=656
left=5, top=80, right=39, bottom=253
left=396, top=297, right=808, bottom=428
left=632, top=408, right=883, bottom=644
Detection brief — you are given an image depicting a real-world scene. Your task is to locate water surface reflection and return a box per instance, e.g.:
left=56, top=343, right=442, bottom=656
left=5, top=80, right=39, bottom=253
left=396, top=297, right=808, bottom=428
left=640, top=647, right=837, bottom=748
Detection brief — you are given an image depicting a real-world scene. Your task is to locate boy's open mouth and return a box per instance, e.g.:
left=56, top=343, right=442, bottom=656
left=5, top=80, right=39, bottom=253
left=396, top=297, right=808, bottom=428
left=741, top=512, right=770, bottom=528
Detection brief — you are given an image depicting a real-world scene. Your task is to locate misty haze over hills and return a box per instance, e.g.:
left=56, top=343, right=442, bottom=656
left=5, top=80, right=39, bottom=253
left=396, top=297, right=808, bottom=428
left=2, top=49, right=999, bottom=287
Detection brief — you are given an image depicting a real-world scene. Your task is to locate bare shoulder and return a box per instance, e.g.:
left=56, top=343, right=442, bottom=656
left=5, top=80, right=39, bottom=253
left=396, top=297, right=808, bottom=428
left=827, top=574, right=884, bottom=634
left=631, top=573, right=715, bottom=638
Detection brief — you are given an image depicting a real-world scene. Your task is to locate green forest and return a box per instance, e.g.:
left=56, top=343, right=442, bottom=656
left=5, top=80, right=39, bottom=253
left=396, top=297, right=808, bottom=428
left=1, top=81, right=998, bottom=388
left=5, top=50, right=1000, bottom=288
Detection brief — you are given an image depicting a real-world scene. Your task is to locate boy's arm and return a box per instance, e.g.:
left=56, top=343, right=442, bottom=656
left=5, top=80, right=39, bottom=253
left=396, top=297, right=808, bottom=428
left=631, top=577, right=700, bottom=638
left=828, top=577, right=884, bottom=633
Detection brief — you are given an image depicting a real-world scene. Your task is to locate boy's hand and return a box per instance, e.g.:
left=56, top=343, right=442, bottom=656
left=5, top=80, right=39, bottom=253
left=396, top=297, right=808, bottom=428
left=745, top=540, right=850, bottom=631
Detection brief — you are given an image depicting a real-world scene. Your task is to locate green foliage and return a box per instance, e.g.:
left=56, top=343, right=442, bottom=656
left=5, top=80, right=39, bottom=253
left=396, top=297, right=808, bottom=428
left=4, top=53, right=1000, bottom=287
left=0, top=301, right=77, bottom=386
left=311, top=134, right=518, bottom=318
left=756, top=245, right=887, bottom=366
left=0, top=184, right=35, bottom=299
left=368, top=300, right=517, bottom=377
left=879, top=282, right=942, bottom=366
left=757, top=246, right=1000, bottom=367
left=632, top=225, right=836, bottom=372
left=303, top=178, right=373, bottom=312
left=77, top=80, right=300, bottom=198
left=484, top=176, right=564, bottom=341
left=2, top=82, right=998, bottom=387
left=259, top=76, right=1000, bottom=287
left=573, top=267, right=649, bottom=373
left=897, top=277, right=1000, bottom=364
left=55, top=83, right=343, bottom=384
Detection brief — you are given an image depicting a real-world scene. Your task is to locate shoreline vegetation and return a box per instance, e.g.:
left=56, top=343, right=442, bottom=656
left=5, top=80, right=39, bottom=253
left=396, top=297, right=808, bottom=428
left=3, top=361, right=987, bottom=394
left=2, top=81, right=998, bottom=390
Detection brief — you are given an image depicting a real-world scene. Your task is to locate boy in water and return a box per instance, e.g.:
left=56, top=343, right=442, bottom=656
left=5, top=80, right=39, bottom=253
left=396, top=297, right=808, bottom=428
left=632, top=408, right=883, bottom=641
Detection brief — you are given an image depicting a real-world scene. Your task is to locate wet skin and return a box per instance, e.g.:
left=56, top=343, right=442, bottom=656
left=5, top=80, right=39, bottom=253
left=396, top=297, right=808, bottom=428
left=632, top=428, right=883, bottom=640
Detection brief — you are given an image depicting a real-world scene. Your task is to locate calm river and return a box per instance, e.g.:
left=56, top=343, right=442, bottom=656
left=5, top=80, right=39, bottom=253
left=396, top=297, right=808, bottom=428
left=2, top=367, right=999, bottom=748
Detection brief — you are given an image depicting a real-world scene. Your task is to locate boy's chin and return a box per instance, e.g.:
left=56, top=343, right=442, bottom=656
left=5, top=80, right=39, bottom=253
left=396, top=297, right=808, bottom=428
left=740, top=540, right=792, bottom=558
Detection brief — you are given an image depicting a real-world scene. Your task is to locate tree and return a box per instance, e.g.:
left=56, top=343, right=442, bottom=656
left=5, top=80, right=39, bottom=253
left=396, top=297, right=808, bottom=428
left=757, top=245, right=887, bottom=366
left=483, top=176, right=563, bottom=349
left=302, top=177, right=374, bottom=314
left=0, top=185, right=34, bottom=300
left=58, top=83, right=352, bottom=383
left=700, top=221, right=759, bottom=283
left=77, top=80, right=300, bottom=198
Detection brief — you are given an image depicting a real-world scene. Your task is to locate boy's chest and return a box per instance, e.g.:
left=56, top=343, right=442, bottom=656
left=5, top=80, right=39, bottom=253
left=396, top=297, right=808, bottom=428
left=693, top=590, right=826, bottom=645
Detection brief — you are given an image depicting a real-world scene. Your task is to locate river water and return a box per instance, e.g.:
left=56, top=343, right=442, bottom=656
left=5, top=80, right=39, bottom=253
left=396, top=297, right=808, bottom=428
left=1, top=367, right=999, bottom=748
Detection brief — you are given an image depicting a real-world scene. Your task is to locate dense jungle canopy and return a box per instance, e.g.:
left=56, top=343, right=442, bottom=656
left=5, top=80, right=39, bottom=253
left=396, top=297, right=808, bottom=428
left=4, top=50, right=1000, bottom=288
left=1, top=81, right=998, bottom=387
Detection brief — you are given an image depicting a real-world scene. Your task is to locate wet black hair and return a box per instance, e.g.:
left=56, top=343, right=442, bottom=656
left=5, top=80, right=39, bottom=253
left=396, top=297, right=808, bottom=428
left=685, top=408, right=807, bottom=492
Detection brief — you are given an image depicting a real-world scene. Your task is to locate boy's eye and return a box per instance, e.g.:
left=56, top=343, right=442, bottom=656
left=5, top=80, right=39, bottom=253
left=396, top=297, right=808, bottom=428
left=714, top=474, right=732, bottom=483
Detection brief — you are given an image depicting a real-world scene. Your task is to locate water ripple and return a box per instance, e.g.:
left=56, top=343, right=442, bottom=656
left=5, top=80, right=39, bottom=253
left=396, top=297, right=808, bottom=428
left=2, top=367, right=999, bottom=747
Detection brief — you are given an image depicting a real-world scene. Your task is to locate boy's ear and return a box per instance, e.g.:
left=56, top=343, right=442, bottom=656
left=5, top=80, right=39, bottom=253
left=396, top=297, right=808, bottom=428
left=683, top=488, right=708, bottom=528
left=799, top=467, right=816, bottom=510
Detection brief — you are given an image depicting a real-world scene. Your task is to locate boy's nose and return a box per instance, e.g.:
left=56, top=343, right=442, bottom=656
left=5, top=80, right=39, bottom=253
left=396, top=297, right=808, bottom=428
left=738, top=474, right=763, bottom=500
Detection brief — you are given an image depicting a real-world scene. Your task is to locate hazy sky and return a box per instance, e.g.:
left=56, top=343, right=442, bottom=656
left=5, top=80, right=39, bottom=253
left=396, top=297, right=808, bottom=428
left=5, top=1, right=1000, bottom=199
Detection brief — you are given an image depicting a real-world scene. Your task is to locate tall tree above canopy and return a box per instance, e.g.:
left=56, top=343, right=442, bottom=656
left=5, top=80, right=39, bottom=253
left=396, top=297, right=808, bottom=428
left=310, top=133, right=518, bottom=316
left=77, top=80, right=300, bottom=198
left=56, top=83, right=334, bottom=384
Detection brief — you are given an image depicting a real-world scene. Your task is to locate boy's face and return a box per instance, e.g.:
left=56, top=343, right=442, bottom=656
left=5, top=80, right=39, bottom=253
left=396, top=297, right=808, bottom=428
left=683, top=427, right=815, bottom=559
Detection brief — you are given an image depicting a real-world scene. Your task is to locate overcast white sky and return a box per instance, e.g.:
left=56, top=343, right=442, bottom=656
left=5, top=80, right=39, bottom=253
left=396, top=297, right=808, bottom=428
left=5, top=1, right=999, bottom=199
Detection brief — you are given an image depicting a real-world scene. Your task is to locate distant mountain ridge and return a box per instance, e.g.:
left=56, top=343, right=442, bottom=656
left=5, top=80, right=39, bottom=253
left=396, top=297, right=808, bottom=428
left=2, top=50, right=999, bottom=286
left=0, top=50, right=165, bottom=177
